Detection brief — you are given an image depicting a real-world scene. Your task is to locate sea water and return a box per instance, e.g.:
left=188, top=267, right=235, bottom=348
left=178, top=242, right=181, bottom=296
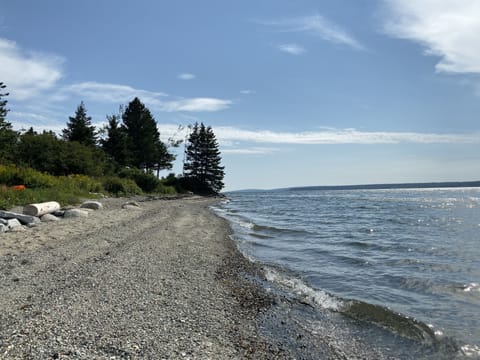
left=213, top=188, right=480, bottom=358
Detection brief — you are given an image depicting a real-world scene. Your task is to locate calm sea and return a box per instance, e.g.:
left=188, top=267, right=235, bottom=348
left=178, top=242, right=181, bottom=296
left=213, top=188, right=480, bottom=359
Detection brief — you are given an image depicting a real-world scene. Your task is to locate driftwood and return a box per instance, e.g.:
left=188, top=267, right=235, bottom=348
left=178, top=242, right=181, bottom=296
left=23, top=201, right=61, bottom=217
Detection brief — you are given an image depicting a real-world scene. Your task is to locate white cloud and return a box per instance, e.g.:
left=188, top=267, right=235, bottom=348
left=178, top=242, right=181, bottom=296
left=158, top=123, right=480, bottom=147
left=63, top=82, right=169, bottom=104
left=278, top=43, right=306, bottom=55
left=382, top=0, right=480, bottom=74
left=59, top=81, right=231, bottom=112
left=213, top=126, right=480, bottom=145
left=223, top=147, right=279, bottom=155
left=0, top=38, right=63, bottom=100
left=160, top=98, right=232, bottom=112
left=178, top=73, right=196, bottom=80
left=240, top=89, right=255, bottom=95
left=259, top=14, right=364, bottom=50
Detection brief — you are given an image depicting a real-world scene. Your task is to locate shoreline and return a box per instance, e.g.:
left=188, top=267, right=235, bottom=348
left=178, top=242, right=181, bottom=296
left=0, top=196, right=291, bottom=358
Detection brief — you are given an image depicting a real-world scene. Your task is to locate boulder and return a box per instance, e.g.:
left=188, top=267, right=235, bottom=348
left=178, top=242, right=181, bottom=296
left=80, top=201, right=103, bottom=210
left=122, top=201, right=141, bottom=210
left=7, top=218, right=22, bottom=230
left=0, top=211, right=40, bottom=226
left=0, top=218, right=7, bottom=225
left=41, top=214, right=60, bottom=222
left=23, top=201, right=61, bottom=217
left=0, top=224, right=7, bottom=233
left=53, top=210, right=65, bottom=217
left=63, top=209, right=89, bottom=218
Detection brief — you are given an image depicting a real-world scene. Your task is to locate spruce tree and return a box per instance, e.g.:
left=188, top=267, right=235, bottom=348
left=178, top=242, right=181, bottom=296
left=63, top=101, right=97, bottom=147
left=122, top=97, right=173, bottom=171
left=0, top=82, right=18, bottom=164
left=101, top=113, right=129, bottom=168
left=184, top=122, right=224, bottom=194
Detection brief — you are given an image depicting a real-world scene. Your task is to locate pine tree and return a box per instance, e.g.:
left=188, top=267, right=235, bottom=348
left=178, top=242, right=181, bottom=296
left=0, top=82, right=18, bottom=164
left=63, top=101, right=97, bottom=147
left=183, top=122, right=224, bottom=194
left=101, top=113, right=129, bottom=168
left=122, top=97, right=173, bottom=171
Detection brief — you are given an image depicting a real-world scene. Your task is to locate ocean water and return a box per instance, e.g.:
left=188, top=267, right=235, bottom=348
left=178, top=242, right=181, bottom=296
left=213, top=188, right=480, bottom=358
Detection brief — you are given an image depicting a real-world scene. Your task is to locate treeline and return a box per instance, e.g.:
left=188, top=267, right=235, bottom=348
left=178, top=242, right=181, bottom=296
left=0, top=82, right=224, bottom=195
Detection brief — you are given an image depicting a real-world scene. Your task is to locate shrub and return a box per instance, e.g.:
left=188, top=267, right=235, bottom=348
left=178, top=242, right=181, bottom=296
left=118, top=167, right=161, bottom=193
left=101, top=177, right=142, bottom=196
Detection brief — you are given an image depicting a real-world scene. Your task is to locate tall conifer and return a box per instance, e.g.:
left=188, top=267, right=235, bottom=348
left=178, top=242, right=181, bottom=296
left=184, top=122, right=224, bottom=194
left=62, top=101, right=97, bottom=147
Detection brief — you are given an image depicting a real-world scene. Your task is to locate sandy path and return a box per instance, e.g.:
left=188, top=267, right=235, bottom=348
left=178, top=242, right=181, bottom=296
left=0, top=197, right=287, bottom=359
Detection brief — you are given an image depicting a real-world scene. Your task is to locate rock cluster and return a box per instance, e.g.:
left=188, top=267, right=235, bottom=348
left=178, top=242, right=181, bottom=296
left=0, top=200, right=107, bottom=233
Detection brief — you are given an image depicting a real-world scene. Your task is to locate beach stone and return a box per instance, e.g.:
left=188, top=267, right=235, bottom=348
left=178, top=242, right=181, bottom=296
left=0, top=218, right=7, bottom=225
left=0, top=224, right=7, bottom=233
left=53, top=210, right=65, bottom=217
left=7, top=218, right=22, bottom=230
left=122, top=201, right=141, bottom=209
left=41, top=214, right=60, bottom=222
left=63, top=209, right=89, bottom=218
left=9, top=225, right=27, bottom=232
left=80, top=200, right=103, bottom=210
left=0, top=210, right=41, bottom=225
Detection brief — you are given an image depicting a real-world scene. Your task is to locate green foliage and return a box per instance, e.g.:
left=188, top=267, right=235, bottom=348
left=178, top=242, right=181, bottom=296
left=118, top=167, right=162, bottom=193
left=62, top=101, right=97, bottom=147
left=122, top=98, right=174, bottom=172
left=0, top=82, right=18, bottom=165
left=16, top=130, right=108, bottom=177
left=101, top=113, right=129, bottom=169
left=101, top=176, right=142, bottom=196
left=183, top=123, right=225, bottom=194
left=0, top=164, right=57, bottom=188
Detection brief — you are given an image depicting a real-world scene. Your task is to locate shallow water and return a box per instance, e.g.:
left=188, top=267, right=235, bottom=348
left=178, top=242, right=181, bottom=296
left=214, top=188, right=480, bottom=358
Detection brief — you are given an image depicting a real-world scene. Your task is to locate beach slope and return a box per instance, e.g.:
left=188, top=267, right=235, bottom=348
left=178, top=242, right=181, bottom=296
left=0, top=197, right=287, bottom=359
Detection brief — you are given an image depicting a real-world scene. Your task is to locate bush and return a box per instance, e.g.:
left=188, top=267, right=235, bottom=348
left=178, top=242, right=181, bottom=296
left=0, top=164, right=57, bottom=188
left=101, top=177, right=142, bottom=196
left=118, top=167, right=161, bottom=193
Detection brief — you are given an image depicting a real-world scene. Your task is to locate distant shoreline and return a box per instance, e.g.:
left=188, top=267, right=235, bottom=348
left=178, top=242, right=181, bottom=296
left=231, top=180, right=480, bottom=193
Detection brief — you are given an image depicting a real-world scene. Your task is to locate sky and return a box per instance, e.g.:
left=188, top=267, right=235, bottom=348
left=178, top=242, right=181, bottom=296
left=1, top=0, right=480, bottom=191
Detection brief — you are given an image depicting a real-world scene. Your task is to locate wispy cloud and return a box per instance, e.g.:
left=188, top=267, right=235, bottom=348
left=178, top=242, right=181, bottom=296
left=158, top=124, right=480, bottom=149
left=0, top=38, right=63, bottom=100
left=50, top=81, right=231, bottom=113
left=178, top=73, right=196, bottom=80
left=62, top=82, right=169, bottom=104
left=382, top=0, right=480, bottom=74
left=214, top=127, right=479, bottom=145
left=240, top=89, right=255, bottom=95
left=278, top=43, right=306, bottom=55
left=160, top=98, right=232, bottom=112
left=258, top=14, right=364, bottom=50
left=222, top=147, right=279, bottom=155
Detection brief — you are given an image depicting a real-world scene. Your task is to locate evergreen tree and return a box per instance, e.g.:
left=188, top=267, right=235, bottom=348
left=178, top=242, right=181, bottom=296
left=122, top=97, right=173, bottom=171
left=0, top=82, right=18, bottom=164
left=101, top=113, right=129, bottom=168
left=62, top=101, right=97, bottom=146
left=183, top=122, right=224, bottom=194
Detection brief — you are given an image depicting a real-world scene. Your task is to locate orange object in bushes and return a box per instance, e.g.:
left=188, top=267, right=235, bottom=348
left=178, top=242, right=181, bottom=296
left=12, top=185, right=26, bottom=191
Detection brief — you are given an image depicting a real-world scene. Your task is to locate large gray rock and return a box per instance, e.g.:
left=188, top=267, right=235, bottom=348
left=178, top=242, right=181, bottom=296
left=0, top=210, right=41, bottom=225
left=80, top=200, right=103, bottom=210
left=63, top=209, right=89, bottom=218
left=0, top=218, right=7, bottom=225
left=41, top=214, right=60, bottom=222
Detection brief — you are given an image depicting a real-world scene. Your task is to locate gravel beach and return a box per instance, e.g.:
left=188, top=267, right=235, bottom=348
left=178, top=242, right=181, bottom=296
left=0, top=196, right=290, bottom=359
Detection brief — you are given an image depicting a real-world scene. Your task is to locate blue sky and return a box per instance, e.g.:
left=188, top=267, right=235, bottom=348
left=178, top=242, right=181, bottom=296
left=1, top=0, right=479, bottom=191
